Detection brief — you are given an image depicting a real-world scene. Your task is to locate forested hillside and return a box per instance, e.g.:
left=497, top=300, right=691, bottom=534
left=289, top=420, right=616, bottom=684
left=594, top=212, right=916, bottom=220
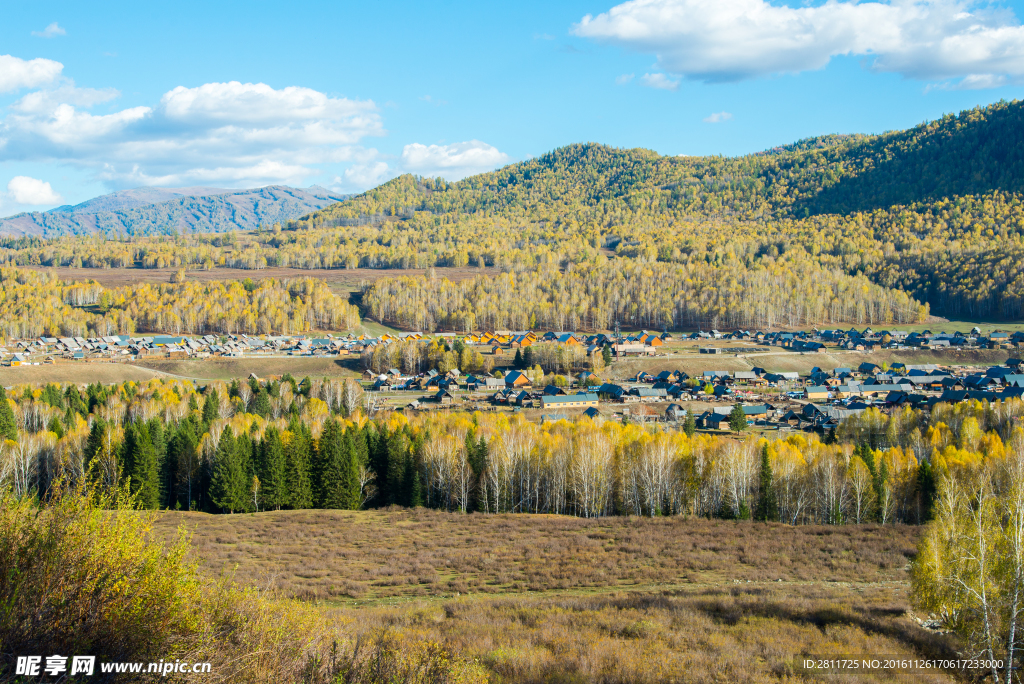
left=2, top=100, right=1024, bottom=326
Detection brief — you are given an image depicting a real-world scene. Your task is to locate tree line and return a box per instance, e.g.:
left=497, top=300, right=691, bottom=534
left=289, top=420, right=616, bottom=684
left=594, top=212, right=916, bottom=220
left=364, top=259, right=925, bottom=332
left=0, top=268, right=359, bottom=339
left=5, top=377, right=1020, bottom=524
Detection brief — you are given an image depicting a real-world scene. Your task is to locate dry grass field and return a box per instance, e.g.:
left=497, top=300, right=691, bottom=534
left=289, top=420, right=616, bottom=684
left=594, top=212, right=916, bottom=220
left=323, top=586, right=957, bottom=683
left=153, top=510, right=919, bottom=601
left=0, top=356, right=364, bottom=385
left=1, top=345, right=1005, bottom=389
left=135, top=356, right=361, bottom=381
left=151, top=510, right=963, bottom=683
left=0, top=362, right=164, bottom=386
left=611, top=347, right=1007, bottom=381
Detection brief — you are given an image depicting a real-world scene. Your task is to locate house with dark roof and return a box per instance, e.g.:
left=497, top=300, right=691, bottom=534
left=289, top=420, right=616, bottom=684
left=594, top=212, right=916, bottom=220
left=665, top=404, right=687, bottom=421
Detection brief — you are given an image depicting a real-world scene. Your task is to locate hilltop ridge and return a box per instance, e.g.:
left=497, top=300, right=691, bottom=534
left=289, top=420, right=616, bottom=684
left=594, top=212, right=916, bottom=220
left=2, top=100, right=1024, bottom=322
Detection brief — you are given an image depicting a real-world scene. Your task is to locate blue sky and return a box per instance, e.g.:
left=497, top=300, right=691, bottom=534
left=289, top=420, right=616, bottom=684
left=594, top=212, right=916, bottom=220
left=2, top=0, right=1024, bottom=214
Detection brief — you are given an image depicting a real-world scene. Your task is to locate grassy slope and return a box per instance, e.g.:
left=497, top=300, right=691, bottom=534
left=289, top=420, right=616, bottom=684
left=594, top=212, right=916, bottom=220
left=0, top=363, right=164, bottom=386
left=135, top=357, right=362, bottom=382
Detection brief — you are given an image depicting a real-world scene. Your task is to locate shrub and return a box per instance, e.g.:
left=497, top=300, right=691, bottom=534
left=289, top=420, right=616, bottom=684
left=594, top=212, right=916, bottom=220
left=0, top=482, right=203, bottom=663
left=0, top=484, right=483, bottom=683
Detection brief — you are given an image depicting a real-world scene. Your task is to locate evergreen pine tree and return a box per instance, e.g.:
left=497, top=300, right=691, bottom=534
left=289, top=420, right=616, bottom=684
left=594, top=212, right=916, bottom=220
left=683, top=412, right=697, bottom=437
left=918, top=459, right=936, bottom=522
left=62, top=406, right=77, bottom=432
left=65, top=385, right=88, bottom=416
left=386, top=430, right=407, bottom=506
left=729, top=404, right=747, bottom=433
left=210, top=428, right=244, bottom=513
left=286, top=421, right=313, bottom=509
left=523, top=346, right=535, bottom=368
left=84, top=419, right=107, bottom=469
left=368, top=425, right=388, bottom=506
left=235, top=433, right=254, bottom=510
left=352, top=425, right=370, bottom=471
left=601, top=344, right=612, bottom=367
left=311, top=420, right=330, bottom=507
left=252, top=388, right=272, bottom=419
left=316, top=421, right=349, bottom=509
left=858, top=441, right=876, bottom=476
left=47, top=415, right=64, bottom=439
left=128, top=423, right=160, bottom=509
left=148, top=418, right=166, bottom=463
left=513, top=349, right=524, bottom=370
left=258, top=426, right=288, bottom=510
left=875, top=456, right=889, bottom=522
left=202, top=388, right=219, bottom=424
left=121, top=422, right=139, bottom=489
left=344, top=431, right=362, bottom=509
left=857, top=441, right=881, bottom=521
left=0, top=386, right=16, bottom=441
left=166, top=419, right=196, bottom=511
left=465, top=431, right=483, bottom=475
left=406, top=450, right=423, bottom=508
left=754, top=443, right=778, bottom=522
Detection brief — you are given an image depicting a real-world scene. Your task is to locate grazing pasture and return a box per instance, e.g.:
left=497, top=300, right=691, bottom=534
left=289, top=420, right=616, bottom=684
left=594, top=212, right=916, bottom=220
left=151, top=509, right=961, bottom=682
left=153, top=509, right=920, bottom=601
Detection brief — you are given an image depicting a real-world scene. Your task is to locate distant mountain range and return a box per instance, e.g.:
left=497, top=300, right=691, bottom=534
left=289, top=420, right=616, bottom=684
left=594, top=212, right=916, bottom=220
left=0, top=185, right=350, bottom=237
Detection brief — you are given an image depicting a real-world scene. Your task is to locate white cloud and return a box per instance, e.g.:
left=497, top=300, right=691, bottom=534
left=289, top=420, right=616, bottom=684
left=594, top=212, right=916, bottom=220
left=703, top=111, right=733, bottom=123
left=573, top=0, right=1024, bottom=88
left=0, top=55, right=63, bottom=93
left=400, top=140, right=510, bottom=179
left=0, top=80, right=386, bottom=188
left=640, top=72, right=680, bottom=90
left=615, top=73, right=636, bottom=84
left=342, top=162, right=393, bottom=188
left=11, top=84, right=120, bottom=113
left=7, top=176, right=62, bottom=205
left=32, top=23, right=66, bottom=38
left=160, top=82, right=378, bottom=131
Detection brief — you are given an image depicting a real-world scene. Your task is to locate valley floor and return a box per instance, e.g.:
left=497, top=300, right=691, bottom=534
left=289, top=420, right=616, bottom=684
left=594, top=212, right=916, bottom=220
left=0, top=343, right=1009, bottom=388
left=152, top=510, right=961, bottom=683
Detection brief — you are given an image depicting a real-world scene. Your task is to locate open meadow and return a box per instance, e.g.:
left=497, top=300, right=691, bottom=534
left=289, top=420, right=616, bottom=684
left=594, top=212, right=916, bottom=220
left=149, top=509, right=963, bottom=683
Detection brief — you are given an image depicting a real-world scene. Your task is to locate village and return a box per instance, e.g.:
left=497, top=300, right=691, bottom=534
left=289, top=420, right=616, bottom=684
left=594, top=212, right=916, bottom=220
left=1, top=323, right=1022, bottom=434
left=1, top=323, right=1019, bottom=366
